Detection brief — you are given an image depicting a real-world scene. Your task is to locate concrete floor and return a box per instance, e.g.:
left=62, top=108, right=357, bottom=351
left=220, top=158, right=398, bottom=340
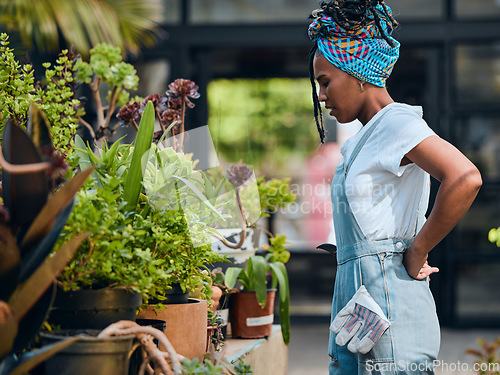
left=287, top=323, right=500, bottom=375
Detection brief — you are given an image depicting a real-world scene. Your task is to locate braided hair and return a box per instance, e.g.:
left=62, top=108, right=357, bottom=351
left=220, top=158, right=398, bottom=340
left=308, top=0, right=398, bottom=143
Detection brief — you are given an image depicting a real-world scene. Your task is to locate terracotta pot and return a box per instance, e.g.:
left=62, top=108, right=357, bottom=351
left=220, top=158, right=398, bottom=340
left=230, top=290, right=276, bottom=339
left=210, top=286, right=223, bottom=312
left=137, top=298, right=207, bottom=360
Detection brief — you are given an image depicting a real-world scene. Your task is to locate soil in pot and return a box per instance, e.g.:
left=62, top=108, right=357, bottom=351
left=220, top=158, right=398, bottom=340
left=49, top=288, right=142, bottom=330
left=137, top=298, right=207, bottom=360
left=40, top=329, right=134, bottom=375
left=230, top=290, right=276, bottom=339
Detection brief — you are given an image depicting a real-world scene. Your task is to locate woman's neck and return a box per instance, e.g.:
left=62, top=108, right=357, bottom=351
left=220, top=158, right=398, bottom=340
left=357, top=88, right=394, bottom=126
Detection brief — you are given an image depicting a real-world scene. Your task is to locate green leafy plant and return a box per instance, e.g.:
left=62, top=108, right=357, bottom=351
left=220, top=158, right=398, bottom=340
left=208, top=78, right=317, bottom=176
left=207, top=310, right=225, bottom=352
left=489, top=228, right=500, bottom=248
left=181, top=358, right=226, bottom=375
left=257, top=176, right=296, bottom=219
left=180, top=357, right=253, bottom=375
left=224, top=255, right=290, bottom=345
left=0, top=35, right=142, bottom=153
left=465, top=337, right=500, bottom=375
left=0, top=108, right=92, bottom=373
left=0, top=33, right=38, bottom=134
left=233, top=358, right=253, bottom=375
left=74, top=43, right=139, bottom=145
left=0, top=0, right=163, bottom=56
left=261, top=234, right=290, bottom=264
left=59, top=102, right=224, bottom=302
left=38, top=48, right=82, bottom=156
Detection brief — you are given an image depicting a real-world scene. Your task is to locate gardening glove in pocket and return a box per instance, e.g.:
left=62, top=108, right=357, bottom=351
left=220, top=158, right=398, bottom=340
left=330, top=285, right=390, bottom=354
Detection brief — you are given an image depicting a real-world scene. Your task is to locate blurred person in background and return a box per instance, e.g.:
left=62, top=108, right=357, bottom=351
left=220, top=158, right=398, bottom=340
left=307, top=1, right=482, bottom=374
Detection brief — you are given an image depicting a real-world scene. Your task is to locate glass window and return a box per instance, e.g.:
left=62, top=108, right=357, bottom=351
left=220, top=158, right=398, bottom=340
left=456, top=262, right=500, bottom=323
left=189, top=0, right=442, bottom=24
left=454, top=184, right=500, bottom=254
left=135, top=59, right=171, bottom=96
left=455, top=44, right=500, bottom=105
left=189, top=0, right=318, bottom=24
left=385, top=0, right=443, bottom=19
left=455, top=0, right=500, bottom=19
left=453, top=117, right=500, bottom=254
left=454, top=117, right=500, bottom=181
left=161, top=0, right=181, bottom=24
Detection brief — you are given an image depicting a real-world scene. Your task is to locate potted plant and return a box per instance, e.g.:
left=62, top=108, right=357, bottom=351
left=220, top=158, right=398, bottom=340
left=0, top=108, right=92, bottom=374
left=224, top=254, right=290, bottom=345
left=208, top=163, right=296, bottom=265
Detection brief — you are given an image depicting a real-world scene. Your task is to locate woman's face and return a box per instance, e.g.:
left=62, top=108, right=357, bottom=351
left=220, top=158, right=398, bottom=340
left=313, top=54, right=364, bottom=124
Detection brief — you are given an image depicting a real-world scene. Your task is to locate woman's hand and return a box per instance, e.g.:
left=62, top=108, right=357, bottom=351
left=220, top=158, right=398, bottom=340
left=403, top=246, right=439, bottom=280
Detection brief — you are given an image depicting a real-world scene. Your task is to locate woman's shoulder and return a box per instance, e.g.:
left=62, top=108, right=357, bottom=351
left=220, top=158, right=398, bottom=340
left=374, top=103, right=436, bottom=175
left=383, top=102, right=424, bottom=122
left=376, top=102, right=432, bottom=136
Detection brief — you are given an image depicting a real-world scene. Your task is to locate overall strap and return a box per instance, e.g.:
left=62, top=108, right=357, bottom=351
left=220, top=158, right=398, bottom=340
left=344, top=109, right=391, bottom=177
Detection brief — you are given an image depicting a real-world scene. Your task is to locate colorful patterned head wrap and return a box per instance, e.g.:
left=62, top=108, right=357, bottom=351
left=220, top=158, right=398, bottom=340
left=308, top=4, right=400, bottom=87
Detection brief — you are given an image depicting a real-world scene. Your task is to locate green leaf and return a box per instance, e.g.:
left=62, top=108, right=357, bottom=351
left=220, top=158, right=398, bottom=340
left=21, top=167, right=95, bottom=248
left=9, top=233, right=88, bottom=319
left=123, top=100, right=154, bottom=212
left=224, top=267, right=242, bottom=290
left=8, top=336, right=80, bottom=375
left=248, top=256, right=267, bottom=307
left=171, top=175, right=223, bottom=218
left=268, top=262, right=290, bottom=345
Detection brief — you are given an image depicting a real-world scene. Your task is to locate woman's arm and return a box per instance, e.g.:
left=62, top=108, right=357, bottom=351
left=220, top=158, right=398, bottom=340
left=403, top=135, right=482, bottom=280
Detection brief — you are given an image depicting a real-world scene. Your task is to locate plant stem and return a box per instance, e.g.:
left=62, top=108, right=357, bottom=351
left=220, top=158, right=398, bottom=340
left=0, top=146, right=51, bottom=173
left=179, top=101, right=185, bottom=151
left=104, top=86, right=122, bottom=129
left=78, top=117, right=96, bottom=139
left=90, top=78, right=105, bottom=139
left=212, top=187, right=247, bottom=249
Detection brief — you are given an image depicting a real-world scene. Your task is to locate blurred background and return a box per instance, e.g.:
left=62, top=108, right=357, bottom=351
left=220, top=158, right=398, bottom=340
left=2, top=0, right=500, bottom=372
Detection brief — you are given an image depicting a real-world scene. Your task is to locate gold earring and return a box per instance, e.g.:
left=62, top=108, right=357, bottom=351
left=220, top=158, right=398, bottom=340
left=359, top=81, right=365, bottom=92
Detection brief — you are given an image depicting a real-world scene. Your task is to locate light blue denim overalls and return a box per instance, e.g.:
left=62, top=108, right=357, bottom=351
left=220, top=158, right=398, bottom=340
left=328, top=111, right=441, bottom=375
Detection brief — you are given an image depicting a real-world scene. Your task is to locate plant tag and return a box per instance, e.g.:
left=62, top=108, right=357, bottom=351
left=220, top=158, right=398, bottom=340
left=246, top=314, right=273, bottom=327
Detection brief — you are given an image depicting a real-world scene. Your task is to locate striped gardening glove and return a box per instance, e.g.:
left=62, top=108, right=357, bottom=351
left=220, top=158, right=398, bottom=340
left=330, top=285, right=390, bottom=354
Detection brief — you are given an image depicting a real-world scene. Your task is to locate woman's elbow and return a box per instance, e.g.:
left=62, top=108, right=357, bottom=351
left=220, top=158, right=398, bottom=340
left=465, top=167, right=482, bottom=193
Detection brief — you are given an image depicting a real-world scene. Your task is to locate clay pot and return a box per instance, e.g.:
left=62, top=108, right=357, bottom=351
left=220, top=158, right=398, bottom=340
left=230, top=290, right=276, bottom=339
left=210, top=286, right=223, bottom=312
left=137, top=298, right=207, bottom=360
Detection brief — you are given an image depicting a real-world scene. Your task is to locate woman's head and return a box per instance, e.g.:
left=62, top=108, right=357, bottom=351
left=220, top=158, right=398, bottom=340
left=308, top=0, right=399, bottom=142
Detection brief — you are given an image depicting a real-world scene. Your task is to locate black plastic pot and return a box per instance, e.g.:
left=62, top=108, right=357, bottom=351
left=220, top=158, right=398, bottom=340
left=149, top=282, right=189, bottom=304
left=49, top=288, right=142, bottom=329
left=40, top=329, right=134, bottom=375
